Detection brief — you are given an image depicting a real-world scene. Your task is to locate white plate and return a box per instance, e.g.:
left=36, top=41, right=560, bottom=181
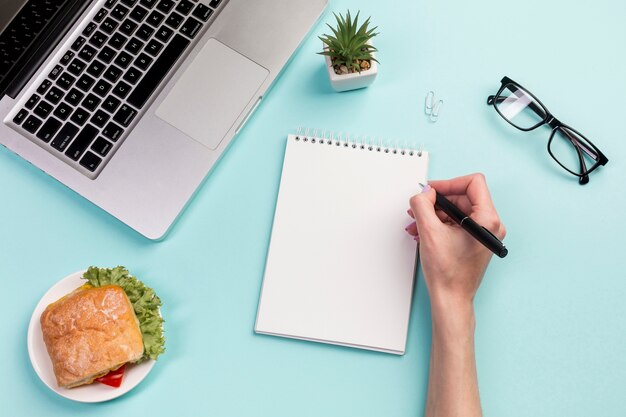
left=27, top=270, right=156, bottom=403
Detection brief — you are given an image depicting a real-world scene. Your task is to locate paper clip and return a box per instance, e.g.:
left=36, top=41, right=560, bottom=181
left=424, top=91, right=435, bottom=115
left=430, top=99, right=443, bottom=122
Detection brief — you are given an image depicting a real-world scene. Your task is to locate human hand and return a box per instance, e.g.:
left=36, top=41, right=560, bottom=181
left=406, top=174, right=505, bottom=311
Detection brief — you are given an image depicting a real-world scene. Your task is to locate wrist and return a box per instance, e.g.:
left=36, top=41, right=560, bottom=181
left=430, top=293, right=476, bottom=346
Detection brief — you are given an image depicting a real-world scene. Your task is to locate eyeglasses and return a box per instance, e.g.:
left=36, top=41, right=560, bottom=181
left=487, top=76, right=608, bottom=185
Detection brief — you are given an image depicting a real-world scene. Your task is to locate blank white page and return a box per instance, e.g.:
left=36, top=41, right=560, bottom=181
left=255, top=135, right=429, bottom=354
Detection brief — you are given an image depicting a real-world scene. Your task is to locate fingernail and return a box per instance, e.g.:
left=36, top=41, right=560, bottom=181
left=405, top=221, right=415, bottom=231
left=407, top=209, right=413, bottom=217
left=421, top=184, right=431, bottom=193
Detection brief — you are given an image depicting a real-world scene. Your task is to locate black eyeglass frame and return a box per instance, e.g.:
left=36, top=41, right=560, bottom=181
left=487, top=76, right=608, bottom=185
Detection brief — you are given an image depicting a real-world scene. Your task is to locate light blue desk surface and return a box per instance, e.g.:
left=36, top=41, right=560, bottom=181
left=2, top=0, right=625, bottom=416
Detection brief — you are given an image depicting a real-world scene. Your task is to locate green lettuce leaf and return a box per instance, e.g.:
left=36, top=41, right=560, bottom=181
left=82, top=266, right=165, bottom=362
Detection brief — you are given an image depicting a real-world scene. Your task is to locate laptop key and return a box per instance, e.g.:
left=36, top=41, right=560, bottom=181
left=123, top=67, right=142, bottom=84
left=104, top=0, right=116, bottom=8
left=121, top=0, right=137, bottom=6
left=82, top=93, right=101, bottom=111
left=70, top=108, right=90, bottom=126
left=112, top=80, right=132, bottom=98
left=78, top=45, right=97, bottom=62
left=145, top=39, right=164, bottom=56
left=23, top=115, right=43, bottom=134
left=146, top=10, right=165, bottom=27
left=76, top=74, right=95, bottom=91
left=68, top=58, right=86, bottom=76
left=91, top=110, right=110, bottom=128
left=102, top=122, right=124, bottom=141
left=192, top=4, right=212, bottom=21
left=134, top=53, right=153, bottom=70
left=102, top=95, right=121, bottom=113
left=209, top=0, right=221, bottom=7
left=108, top=33, right=128, bottom=49
left=114, top=51, right=133, bottom=68
left=87, top=60, right=106, bottom=77
left=94, top=8, right=108, bottom=23
left=101, top=17, right=118, bottom=34
left=65, top=88, right=84, bottom=106
left=127, top=34, right=189, bottom=109
left=125, top=38, right=145, bottom=55
left=36, top=117, right=62, bottom=142
left=120, top=19, right=138, bottom=36
left=45, top=87, right=64, bottom=104
left=34, top=101, right=53, bottom=118
left=60, top=51, right=75, bottom=65
left=130, top=5, right=149, bottom=22
left=13, top=109, right=29, bottom=125
left=140, top=0, right=157, bottom=8
left=154, top=25, right=173, bottom=42
left=180, top=17, right=202, bottom=38
left=37, top=80, right=52, bottom=94
left=80, top=151, right=103, bottom=172
left=56, top=72, right=76, bottom=90
left=165, top=12, right=184, bottom=29
left=53, top=102, right=73, bottom=120
left=175, top=0, right=194, bottom=15
left=25, top=94, right=41, bottom=109
left=94, top=79, right=113, bottom=97
left=51, top=122, right=79, bottom=151
left=92, top=137, right=113, bottom=156
left=136, top=24, right=154, bottom=40
left=89, top=31, right=109, bottom=48
left=113, top=104, right=137, bottom=126
left=104, top=66, right=123, bottom=83
left=156, top=0, right=174, bottom=13
left=98, top=46, right=117, bottom=63
left=66, top=124, right=98, bottom=160
left=71, top=36, right=87, bottom=51
left=111, top=5, right=130, bottom=20
left=49, top=65, right=63, bottom=80
left=83, top=22, right=98, bottom=38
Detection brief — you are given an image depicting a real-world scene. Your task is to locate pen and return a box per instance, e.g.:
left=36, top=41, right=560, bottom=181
left=419, top=183, right=508, bottom=258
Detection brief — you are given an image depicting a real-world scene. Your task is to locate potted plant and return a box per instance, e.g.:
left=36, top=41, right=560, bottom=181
left=318, top=11, right=379, bottom=92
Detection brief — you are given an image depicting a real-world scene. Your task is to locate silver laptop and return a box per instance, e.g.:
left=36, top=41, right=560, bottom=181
left=0, top=0, right=327, bottom=239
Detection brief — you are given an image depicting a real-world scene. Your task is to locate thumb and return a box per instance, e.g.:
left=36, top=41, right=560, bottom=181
left=409, top=186, right=441, bottom=235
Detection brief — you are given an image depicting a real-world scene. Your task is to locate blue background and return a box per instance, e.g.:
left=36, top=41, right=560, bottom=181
left=2, top=0, right=625, bottom=416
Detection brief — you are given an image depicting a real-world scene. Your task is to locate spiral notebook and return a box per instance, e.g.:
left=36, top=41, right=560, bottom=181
left=255, top=132, right=429, bottom=355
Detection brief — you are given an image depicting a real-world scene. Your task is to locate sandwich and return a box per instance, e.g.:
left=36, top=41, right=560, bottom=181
left=40, top=266, right=165, bottom=389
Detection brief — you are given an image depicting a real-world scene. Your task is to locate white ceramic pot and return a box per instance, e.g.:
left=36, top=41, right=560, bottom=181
left=323, top=43, right=378, bottom=92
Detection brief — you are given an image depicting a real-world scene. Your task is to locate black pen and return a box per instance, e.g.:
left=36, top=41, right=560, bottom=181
left=419, top=183, right=508, bottom=258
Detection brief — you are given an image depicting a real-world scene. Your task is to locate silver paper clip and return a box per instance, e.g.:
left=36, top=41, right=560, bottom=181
left=424, top=91, right=443, bottom=122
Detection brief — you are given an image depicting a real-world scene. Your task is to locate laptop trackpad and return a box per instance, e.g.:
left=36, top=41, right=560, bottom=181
left=155, top=38, right=268, bottom=150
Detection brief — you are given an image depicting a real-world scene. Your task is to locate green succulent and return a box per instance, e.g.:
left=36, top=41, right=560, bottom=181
left=318, top=10, right=379, bottom=73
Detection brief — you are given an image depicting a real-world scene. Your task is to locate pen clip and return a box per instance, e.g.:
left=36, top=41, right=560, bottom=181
left=481, top=226, right=502, bottom=243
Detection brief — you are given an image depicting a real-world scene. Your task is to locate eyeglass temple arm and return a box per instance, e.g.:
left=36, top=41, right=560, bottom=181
left=562, top=129, right=590, bottom=184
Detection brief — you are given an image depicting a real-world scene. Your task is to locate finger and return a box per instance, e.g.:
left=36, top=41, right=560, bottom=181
left=409, top=187, right=442, bottom=235
left=405, top=221, right=417, bottom=236
left=407, top=209, right=414, bottom=219
left=429, top=173, right=495, bottom=209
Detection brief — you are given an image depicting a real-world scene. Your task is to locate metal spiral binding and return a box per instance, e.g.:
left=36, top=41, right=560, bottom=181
left=294, top=127, right=423, bottom=157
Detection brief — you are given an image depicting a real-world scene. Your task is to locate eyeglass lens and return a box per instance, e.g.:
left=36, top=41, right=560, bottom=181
left=550, top=126, right=599, bottom=175
left=495, top=84, right=546, bottom=130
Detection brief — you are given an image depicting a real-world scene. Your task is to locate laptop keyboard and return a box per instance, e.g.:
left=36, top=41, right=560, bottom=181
left=7, top=0, right=224, bottom=178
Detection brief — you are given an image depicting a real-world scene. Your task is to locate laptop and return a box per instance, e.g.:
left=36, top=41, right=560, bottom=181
left=0, top=0, right=327, bottom=239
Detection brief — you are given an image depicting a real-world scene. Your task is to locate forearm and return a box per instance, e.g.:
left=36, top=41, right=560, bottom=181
left=425, top=296, right=481, bottom=417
